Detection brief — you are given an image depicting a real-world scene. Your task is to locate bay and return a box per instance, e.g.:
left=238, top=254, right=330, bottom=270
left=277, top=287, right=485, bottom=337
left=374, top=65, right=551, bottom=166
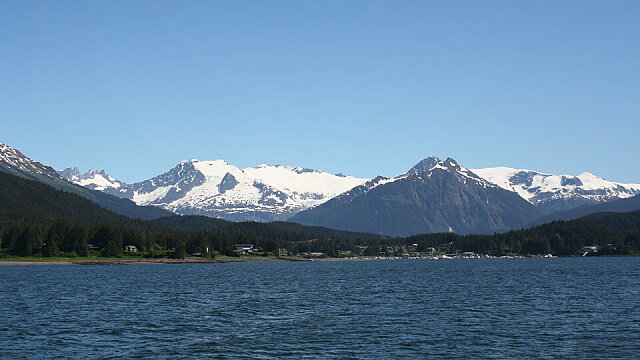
left=1, top=257, right=639, bottom=359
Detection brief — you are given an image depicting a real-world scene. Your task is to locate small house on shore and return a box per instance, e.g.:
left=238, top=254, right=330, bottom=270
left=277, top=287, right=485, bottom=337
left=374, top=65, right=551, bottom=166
left=235, top=244, right=257, bottom=255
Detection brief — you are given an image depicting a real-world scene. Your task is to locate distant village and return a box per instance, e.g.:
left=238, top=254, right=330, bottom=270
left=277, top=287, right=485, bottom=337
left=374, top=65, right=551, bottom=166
left=98, top=241, right=602, bottom=260
left=221, top=243, right=557, bottom=260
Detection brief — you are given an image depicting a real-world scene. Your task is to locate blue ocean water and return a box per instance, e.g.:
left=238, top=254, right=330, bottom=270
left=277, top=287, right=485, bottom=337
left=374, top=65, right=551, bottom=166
left=1, top=258, right=639, bottom=359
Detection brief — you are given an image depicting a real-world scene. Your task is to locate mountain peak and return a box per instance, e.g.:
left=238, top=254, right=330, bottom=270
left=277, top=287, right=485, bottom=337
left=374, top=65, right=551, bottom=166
left=0, top=143, right=25, bottom=159
left=578, top=171, right=599, bottom=178
left=408, top=156, right=441, bottom=174
left=57, top=166, right=128, bottom=193
left=408, top=156, right=466, bottom=175
left=58, top=167, right=82, bottom=181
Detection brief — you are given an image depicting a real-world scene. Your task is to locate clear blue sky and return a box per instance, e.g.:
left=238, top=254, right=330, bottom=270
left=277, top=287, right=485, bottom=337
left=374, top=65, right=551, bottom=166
left=2, top=0, right=638, bottom=183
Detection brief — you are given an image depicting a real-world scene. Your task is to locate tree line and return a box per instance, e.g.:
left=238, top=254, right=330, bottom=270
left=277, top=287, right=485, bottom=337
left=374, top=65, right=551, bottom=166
left=1, top=215, right=639, bottom=258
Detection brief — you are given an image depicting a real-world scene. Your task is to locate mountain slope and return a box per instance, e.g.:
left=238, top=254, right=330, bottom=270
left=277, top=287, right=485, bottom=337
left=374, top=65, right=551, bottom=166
left=472, top=167, right=640, bottom=213
left=0, top=143, right=73, bottom=189
left=60, top=159, right=368, bottom=222
left=0, top=171, right=144, bottom=225
left=290, top=157, right=541, bottom=236
left=0, top=143, right=172, bottom=220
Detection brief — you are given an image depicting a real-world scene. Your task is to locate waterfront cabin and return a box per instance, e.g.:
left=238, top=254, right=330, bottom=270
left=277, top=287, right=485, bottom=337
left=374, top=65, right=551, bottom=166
left=277, top=248, right=288, bottom=257
left=234, top=244, right=257, bottom=255
left=124, top=245, right=138, bottom=252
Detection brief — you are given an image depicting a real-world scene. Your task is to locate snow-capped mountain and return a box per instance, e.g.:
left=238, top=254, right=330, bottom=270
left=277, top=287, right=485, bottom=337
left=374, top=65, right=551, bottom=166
left=472, top=167, right=640, bottom=213
left=291, top=156, right=540, bottom=236
left=60, top=160, right=368, bottom=221
left=58, top=167, right=130, bottom=197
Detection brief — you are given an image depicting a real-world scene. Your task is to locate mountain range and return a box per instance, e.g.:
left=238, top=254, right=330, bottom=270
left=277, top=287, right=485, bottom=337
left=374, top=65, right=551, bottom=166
left=4, top=159, right=640, bottom=260
left=59, top=160, right=366, bottom=222
left=2, top=142, right=639, bottom=236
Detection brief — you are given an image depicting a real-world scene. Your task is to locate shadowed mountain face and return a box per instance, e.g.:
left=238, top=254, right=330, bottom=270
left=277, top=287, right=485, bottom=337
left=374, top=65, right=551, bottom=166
left=290, top=157, right=541, bottom=236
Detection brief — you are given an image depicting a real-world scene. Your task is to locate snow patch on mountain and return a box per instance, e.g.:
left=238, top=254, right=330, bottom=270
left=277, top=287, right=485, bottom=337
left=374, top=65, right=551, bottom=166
left=472, top=167, right=640, bottom=212
left=58, top=167, right=131, bottom=198
left=61, top=159, right=369, bottom=221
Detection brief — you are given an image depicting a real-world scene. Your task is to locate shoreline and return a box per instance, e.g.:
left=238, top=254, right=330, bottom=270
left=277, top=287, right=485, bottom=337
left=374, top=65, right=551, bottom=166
left=0, top=257, right=308, bottom=266
left=0, top=257, right=383, bottom=266
left=0, top=254, right=637, bottom=266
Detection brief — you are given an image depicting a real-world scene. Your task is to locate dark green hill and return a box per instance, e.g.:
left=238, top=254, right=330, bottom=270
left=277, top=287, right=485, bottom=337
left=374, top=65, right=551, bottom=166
left=578, top=210, right=640, bottom=233
left=0, top=171, right=147, bottom=225
left=406, top=215, right=639, bottom=256
left=152, top=215, right=232, bottom=231
left=153, top=215, right=386, bottom=241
